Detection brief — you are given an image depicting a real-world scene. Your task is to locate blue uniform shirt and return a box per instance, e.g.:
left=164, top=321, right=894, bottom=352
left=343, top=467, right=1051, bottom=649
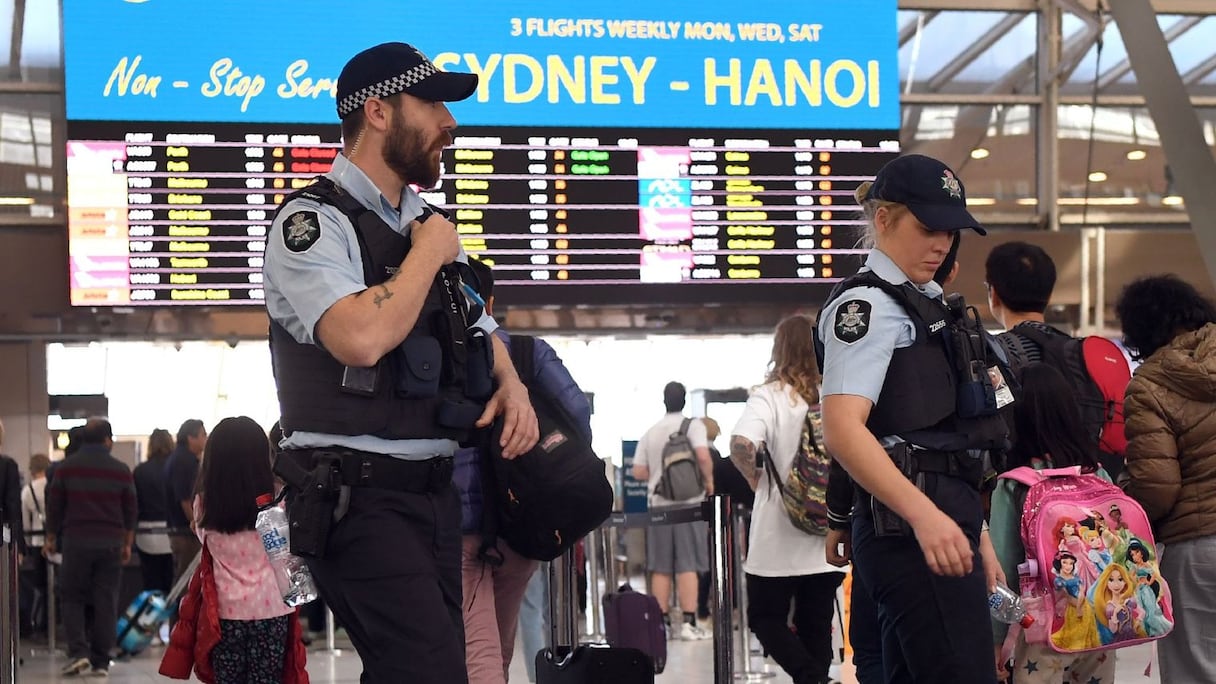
left=264, top=153, right=496, bottom=459
left=819, top=249, right=944, bottom=405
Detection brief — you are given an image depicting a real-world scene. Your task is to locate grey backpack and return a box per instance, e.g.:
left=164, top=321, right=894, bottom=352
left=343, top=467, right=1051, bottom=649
left=654, top=419, right=704, bottom=501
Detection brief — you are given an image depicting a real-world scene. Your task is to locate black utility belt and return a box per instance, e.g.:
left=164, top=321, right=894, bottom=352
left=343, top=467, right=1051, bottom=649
left=889, top=442, right=982, bottom=487
left=279, top=448, right=454, bottom=494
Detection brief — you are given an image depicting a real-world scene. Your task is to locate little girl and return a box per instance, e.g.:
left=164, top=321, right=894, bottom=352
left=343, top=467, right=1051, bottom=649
left=160, top=416, right=308, bottom=683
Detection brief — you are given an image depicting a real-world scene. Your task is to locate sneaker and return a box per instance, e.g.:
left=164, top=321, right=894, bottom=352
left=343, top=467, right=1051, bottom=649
left=678, top=622, right=712, bottom=641
left=60, top=658, right=90, bottom=676
left=82, top=667, right=109, bottom=678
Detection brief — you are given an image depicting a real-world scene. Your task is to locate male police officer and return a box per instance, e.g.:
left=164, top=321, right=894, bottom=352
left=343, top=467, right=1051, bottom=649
left=263, top=42, right=538, bottom=683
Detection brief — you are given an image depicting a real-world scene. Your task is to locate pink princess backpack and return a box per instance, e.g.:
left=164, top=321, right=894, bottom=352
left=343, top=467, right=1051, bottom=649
left=1000, top=466, right=1174, bottom=653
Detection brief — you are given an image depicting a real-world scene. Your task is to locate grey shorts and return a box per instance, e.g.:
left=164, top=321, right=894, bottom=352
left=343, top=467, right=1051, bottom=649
left=646, top=520, right=709, bottom=574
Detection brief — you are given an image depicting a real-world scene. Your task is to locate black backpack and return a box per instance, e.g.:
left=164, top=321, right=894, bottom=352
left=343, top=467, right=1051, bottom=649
left=481, top=335, right=613, bottom=562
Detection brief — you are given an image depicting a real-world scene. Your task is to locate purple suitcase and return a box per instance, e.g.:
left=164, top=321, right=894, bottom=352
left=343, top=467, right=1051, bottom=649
left=602, top=583, right=667, bottom=674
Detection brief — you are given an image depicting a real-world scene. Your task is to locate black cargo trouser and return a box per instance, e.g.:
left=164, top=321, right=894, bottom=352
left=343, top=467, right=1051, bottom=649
left=852, top=473, right=996, bottom=684
left=306, top=481, right=466, bottom=684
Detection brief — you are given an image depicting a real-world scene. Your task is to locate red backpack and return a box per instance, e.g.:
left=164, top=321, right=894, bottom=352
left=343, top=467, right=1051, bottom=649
left=999, top=466, right=1174, bottom=654
left=997, top=328, right=1132, bottom=473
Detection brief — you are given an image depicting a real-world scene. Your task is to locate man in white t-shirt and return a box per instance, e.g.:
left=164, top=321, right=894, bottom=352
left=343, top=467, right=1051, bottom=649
left=631, top=382, right=715, bottom=640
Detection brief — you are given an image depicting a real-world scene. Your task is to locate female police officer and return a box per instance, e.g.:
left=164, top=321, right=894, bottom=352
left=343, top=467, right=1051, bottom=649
left=818, top=154, right=1008, bottom=683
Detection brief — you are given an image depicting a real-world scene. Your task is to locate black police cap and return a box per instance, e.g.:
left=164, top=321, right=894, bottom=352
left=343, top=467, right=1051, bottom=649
left=865, top=154, right=986, bottom=235
left=336, top=42, right=478, bottom=119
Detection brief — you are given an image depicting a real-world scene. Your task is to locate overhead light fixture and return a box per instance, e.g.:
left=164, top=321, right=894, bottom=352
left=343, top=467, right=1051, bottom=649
left=1162, top=195, right=1184, bottom=206
left=966, top=197, right=996, bottom=206
left=1016, top=198, right=1039, bottom=206
left=0, top=197, right=34, bottom=205
left=970, top=148, right=990, bottom=160
left=1126, top=149, right=1147, bottom=161
left=1088, top=171, right=1108, bottom=182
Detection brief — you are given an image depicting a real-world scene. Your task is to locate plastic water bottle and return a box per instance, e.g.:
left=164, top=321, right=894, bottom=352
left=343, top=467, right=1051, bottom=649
left=255, top=494, right=318, bottom=607
left=989, top=582, right=1035, bottom=628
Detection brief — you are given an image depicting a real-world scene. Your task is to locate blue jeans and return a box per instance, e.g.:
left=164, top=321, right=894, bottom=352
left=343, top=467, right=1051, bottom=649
left=518, top=563, right=549, bottom=683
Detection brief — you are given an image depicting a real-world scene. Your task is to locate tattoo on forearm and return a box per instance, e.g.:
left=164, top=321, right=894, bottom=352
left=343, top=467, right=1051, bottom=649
left=730, top=436, right=761, bottom=490
left=373, top=284, right=394, bottom=308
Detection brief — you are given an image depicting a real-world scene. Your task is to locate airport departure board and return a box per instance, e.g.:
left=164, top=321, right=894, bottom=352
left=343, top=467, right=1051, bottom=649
left=63, top=0, right=899, bottom=306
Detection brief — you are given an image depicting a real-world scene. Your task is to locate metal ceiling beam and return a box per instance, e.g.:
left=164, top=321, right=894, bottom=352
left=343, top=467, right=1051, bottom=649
left=1096, top=15, right=1204, bottom=91
left=1182, top=53, right=1216, bottom=87
left=899, top=11, right=938, bottom=47
left=926, top=13, right=1027, bottom=92
left=1109, top=0, right=1216, bottom=287
left=904, top=14, right=1101, bottom=172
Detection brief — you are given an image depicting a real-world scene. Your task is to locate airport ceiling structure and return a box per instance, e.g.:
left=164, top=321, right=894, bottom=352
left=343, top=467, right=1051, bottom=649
left=1, top=0, right=1215, bottom=337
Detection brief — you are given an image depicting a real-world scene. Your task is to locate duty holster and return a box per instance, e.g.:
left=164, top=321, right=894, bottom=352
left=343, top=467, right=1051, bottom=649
left=273, top=451, right=343, bottom=559
left=870, top=442, right=919, bottom=537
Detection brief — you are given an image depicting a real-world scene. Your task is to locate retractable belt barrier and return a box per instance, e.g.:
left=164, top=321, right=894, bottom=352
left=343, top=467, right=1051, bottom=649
left=1, top=525, right=19, bottom=683
left=585, top=497, right=736, bottom=684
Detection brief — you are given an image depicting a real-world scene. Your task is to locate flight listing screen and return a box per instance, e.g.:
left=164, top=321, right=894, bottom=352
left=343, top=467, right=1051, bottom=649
left=63, top=0, right=899, bottom=307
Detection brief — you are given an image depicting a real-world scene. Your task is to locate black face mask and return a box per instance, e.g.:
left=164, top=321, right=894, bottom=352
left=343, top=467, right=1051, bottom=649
left=933, top=233, right=961, bottom=286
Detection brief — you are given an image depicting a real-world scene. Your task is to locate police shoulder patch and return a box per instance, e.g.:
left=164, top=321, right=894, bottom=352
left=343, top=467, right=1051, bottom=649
left=833, top=299, right=872, bottom=344
left=282, top=210, right=321, bottom=253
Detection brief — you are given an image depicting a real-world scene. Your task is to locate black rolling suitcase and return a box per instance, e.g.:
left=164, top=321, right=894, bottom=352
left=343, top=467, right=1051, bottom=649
left=535, top=546, right=654, bottom=684
left=536, top=645, right=653, bottom=684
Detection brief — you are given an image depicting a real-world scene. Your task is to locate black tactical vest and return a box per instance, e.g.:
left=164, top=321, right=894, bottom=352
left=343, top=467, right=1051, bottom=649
left=818, top=270, right=1008, bottom=452
left=268, top=177, right=489, bottom=442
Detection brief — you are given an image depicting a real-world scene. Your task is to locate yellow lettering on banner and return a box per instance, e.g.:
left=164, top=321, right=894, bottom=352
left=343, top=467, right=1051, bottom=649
left=504, top=54, right=544, bottom=103
left=868, top=61, right=881, bottom=107
left=825, top=60, right=865, bottom=108
left=169, top=273, right=198, bottom=284
left=456, top=209, right=484, bottom=220
left=548, top=56, right=586, bottom=104
left=704, top=58, right=741, bottom=105
left=277, top=59, right=338, bottom=99
left=200, top=58, right=265, bottom=113
left=590, top=56, right=620, bottom=104
left=455, top=179, right=490, bottom=190
left=745, top=59, right=781, bottom=106
left=103, top=55, right=162, bottom=97
left=785, top=59, right=822, bottom=106
left=622, top=56, right=656, bottom=104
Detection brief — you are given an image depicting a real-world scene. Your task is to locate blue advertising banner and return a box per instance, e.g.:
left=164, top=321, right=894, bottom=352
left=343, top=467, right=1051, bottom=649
left=620, top=440, right=649, bottom=514
left=63, top=0, right=898, bottom=129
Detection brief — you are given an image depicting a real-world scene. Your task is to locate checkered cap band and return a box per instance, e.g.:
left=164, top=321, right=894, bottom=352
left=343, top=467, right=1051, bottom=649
left=337, top=62, right=438, bottom=118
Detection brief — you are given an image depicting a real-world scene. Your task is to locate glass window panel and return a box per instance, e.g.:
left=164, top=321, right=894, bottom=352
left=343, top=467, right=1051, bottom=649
left=1064, top=15, right=1192, bottom=96
left=1166, top=16, right=1216, bottom=79
left=902, top=104, right=1036, bottom=221
left=1, top=111, right=32, bottom=142
left=900, top=11, right=1008, bottom=92
left=0, top=93, right=62, bottom=219
left=0, top=0, right=62, bottom=83
left=949, top=14, right=1037, bottom=94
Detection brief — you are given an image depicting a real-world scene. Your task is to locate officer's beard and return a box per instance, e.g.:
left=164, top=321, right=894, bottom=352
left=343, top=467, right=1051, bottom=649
left=383, top=117, right=446, bottom=189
